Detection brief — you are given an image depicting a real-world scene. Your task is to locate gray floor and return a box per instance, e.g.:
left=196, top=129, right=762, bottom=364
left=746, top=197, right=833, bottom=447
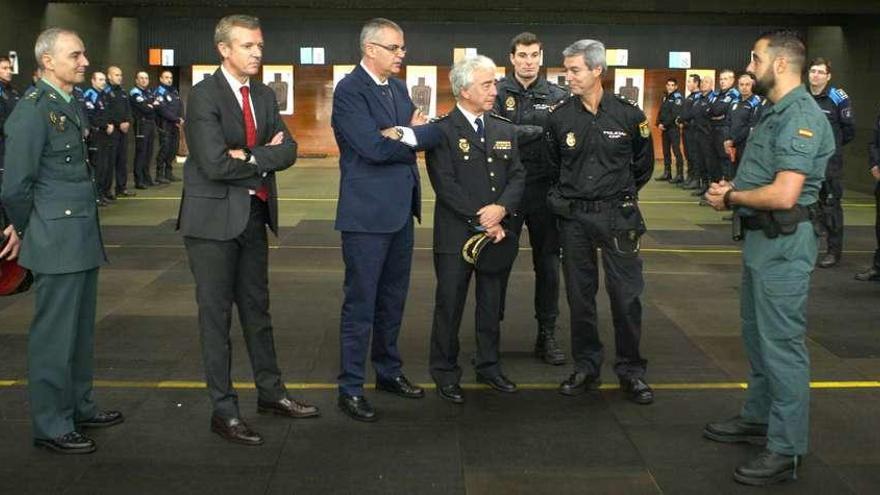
left=1, top=160, right=878, bottom=494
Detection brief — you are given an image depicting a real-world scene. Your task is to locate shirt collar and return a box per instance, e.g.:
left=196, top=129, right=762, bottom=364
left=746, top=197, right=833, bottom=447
left=360, top=61, right=388, bottom=86
left=221, top=64, right=250, bottom=94
left=41, top=78, right=72, bottom=103
left=769, top=85, right=807, bottom=114
left=456, top=103, right=484, bottom=127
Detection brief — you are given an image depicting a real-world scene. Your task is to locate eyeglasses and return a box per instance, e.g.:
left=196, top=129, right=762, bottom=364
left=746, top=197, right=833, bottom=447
left=808, top=69, right=828, bottom=75
left=370, top=42, right=407, bottom=55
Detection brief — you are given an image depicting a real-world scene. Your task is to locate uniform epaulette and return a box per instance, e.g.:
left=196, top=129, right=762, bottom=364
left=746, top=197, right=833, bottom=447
left=430, top=113, right=450, bottom=123
left=615, top=94, right=639, bottom=107
left=488, top=113, right=512, bottom=123
left=829, top=87, right=848, bottom=105
left=548, top=97, right=572, bottom=113
left=24, top=87, right=43, bottom=102
left=130, top=87, right=142, bottom=96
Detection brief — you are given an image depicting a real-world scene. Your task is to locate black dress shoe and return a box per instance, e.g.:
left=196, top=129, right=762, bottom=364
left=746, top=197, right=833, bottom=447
left=34, top=431, right=96, bottom=455
left=76, top=410, right=124, bottom=428
left=703, top=415, right=768, bottom=445
left=619, top=377, right=654, bottom=404
left=167, top=174, right=180, bottom=182
left=257, top=397, right=320, bottom=418
left=558, top=372, right=601, bottom=396
left=376, top=375, right=425, bottom=399
left=437, top=383, right=464, bottom=404
left=817, top=252, right=839, bottom=268
left=476, top=373, right=517, bottom=393
left=734, top=449, right=801, bottom=486
left=116, top=190, right=137, bottom=197
left=210, top=415, right=263, bottom=446
left=338, top=394, right=377, bottom=422
left=669, top=175, right=684, bottom=184
left=855, top=266, right=880, bottom=281
left=654, top=173, right=671, bottom=181
left=134, top=184, right=147, bottom=190
left=103, top=194, right=116, bottom=202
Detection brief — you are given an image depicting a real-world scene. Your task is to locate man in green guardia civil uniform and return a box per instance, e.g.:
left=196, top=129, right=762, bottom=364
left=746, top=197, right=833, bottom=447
left=702, top=30, right=834, bottom=486
left=1, top=28, right=123, bottom=455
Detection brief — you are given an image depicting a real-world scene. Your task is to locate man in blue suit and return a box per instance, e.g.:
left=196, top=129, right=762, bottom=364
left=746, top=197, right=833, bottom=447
left=332, top=17, right=441, bottom=422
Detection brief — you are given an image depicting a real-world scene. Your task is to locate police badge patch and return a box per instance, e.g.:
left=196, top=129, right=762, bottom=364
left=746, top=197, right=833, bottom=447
left=505, top=95, right=515, bottom=112
left=459, top=138, right=470, bottom=153
left=639, top=120, right=650, bottom=138
left=565, top=132, right=576, bottom=148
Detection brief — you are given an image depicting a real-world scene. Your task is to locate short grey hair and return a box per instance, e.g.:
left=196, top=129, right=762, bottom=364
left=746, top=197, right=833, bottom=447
left=34, top=27, right=78, bottom=70
left=359, top=18, right=403, bottom=54
left=562, top=39, right=606, bottom=75
left=450, top=55, right=496, bottom=98
left=214, top=15, right=261, bottom=46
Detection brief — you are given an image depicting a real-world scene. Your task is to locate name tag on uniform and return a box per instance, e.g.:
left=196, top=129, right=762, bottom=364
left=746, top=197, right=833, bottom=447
left=603, top=130, right=627, bottom=139
left=493, top=140, right=512, bottom=150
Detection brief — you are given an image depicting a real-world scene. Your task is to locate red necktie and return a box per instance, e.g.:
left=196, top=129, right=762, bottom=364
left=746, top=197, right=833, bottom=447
left=240, top=86, right=269, bottom=202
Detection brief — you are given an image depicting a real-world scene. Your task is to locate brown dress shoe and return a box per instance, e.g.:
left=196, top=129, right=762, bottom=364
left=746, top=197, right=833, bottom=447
left=210, top=415, right=263, bottom=446
left=257, top=397, right=320, bottom=418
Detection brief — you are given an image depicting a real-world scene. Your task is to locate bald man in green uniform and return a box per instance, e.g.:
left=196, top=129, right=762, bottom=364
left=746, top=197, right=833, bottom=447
left=1, top=28, right=122, bottom=455
left=702, top=30, right=834, bottom=486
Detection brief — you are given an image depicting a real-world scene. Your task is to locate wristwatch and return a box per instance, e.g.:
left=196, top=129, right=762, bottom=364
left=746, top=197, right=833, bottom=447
left=394, top=127, right=404, bottom=140
left=242, top=147, right=252, bottom=163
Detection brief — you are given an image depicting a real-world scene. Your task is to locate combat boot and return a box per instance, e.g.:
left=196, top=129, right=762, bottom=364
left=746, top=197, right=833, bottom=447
left=534, top=325, right=566, bottom=366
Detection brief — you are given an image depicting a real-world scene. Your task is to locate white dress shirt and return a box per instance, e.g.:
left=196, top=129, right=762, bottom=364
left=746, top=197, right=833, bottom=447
left=456, top=104, right=485, bottom=141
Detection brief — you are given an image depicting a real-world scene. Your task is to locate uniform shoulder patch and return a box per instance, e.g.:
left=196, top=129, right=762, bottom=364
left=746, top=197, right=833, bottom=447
left=488, top=113, right=512, bottom=123
left=431, top=113, right=450, bottom=122
left=24, top=88, right=43, bottom=101
left=828, top=87, right=849, bottom=106
left=797, top=128, right=814, bottom=138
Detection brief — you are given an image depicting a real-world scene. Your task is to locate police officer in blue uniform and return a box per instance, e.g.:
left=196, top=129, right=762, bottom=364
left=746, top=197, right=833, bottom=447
left=129, top=71, right=159, bottom=189
left=493, top=32, right=568, bottom=365
left=105, top=66, right=134, bottom=198
left=545, top=39, right=655, bottom=405
left=1, top=56, right=22, bottom=186
left=707, top=69, right=740, bottom=181
left=808, top=57, right=856, bottom=268
left=691, top=76, right=716, bottom=198
left=83, top=72, right=115, bottom=206
left=155, top=69, right=184, bottom=184
left=656, top=78, right=684, bottom=183
left=677, top=74, right=703, bottom=190
left=726, top=72, right=762, bottom=170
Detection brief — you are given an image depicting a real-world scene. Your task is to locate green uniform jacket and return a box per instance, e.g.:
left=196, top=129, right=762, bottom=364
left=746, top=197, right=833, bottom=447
left=0, top=80, right=107, bottom=274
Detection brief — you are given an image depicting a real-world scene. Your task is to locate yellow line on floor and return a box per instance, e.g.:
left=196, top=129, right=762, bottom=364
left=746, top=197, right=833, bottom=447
left=1, top=380, right=878, bottom=391
left=115, top=197, right=875, bottom=207
left=100, top=244, right=874, bottom=256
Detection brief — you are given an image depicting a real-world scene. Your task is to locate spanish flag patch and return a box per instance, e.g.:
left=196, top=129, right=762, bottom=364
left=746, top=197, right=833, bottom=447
left=798, top=128, right=814, bottom=138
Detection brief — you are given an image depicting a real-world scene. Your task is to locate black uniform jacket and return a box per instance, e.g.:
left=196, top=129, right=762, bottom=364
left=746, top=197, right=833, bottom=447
left=426, top=107, right=525, bottom=254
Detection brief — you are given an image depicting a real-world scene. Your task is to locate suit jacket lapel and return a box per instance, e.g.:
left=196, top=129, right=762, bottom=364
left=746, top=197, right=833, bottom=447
left=355, top=65, right=395, bottom=122
left=451, top=107, right=485, bottom=152
left=213, top=69, right=245, bottom=135
left=251, top=85, right=268, bottom=143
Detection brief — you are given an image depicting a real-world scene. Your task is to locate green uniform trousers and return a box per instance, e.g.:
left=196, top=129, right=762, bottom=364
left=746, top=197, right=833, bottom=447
left=739, top=222, right=816, bottom=456
left=28, top=268, right=99, bottom=439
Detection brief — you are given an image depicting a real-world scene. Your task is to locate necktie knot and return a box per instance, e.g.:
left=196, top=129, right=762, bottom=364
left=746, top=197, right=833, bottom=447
left=475, top=117, right=484, bottom=139
left=240, top=85, right=249, bottom=99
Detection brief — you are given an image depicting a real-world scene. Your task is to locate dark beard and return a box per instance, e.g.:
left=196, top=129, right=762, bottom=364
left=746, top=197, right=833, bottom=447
left=753, top=72, right=774, bottom=97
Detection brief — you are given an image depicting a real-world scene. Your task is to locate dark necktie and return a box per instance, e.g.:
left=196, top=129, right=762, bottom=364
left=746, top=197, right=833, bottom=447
left=240, top=86, right=269, bottom=202
left=475, top=117, right=484, bottom=139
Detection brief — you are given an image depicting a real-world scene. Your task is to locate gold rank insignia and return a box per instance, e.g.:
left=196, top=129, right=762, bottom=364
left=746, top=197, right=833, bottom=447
left=48, top=111, right=66, bottom=132
left=493, top=140, right=512, bottom=150
left=798, top=128, right=814, bottom=138
left=459, top=138, right=470, bottom=153
left=565, top=132, right=576, bottom=148
left=639, top=120, right=650, bottom=138
left=505, top=95, right=515, bottom=111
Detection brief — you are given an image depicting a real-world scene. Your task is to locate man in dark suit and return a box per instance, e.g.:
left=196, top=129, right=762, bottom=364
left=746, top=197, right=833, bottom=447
left=331, top=17, right=441, bottom=422
left=427, top=55, right=525, bottom=404
left=2, top=28, right=122, bottom=455
left=178, top=15, right=318, bottom=446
